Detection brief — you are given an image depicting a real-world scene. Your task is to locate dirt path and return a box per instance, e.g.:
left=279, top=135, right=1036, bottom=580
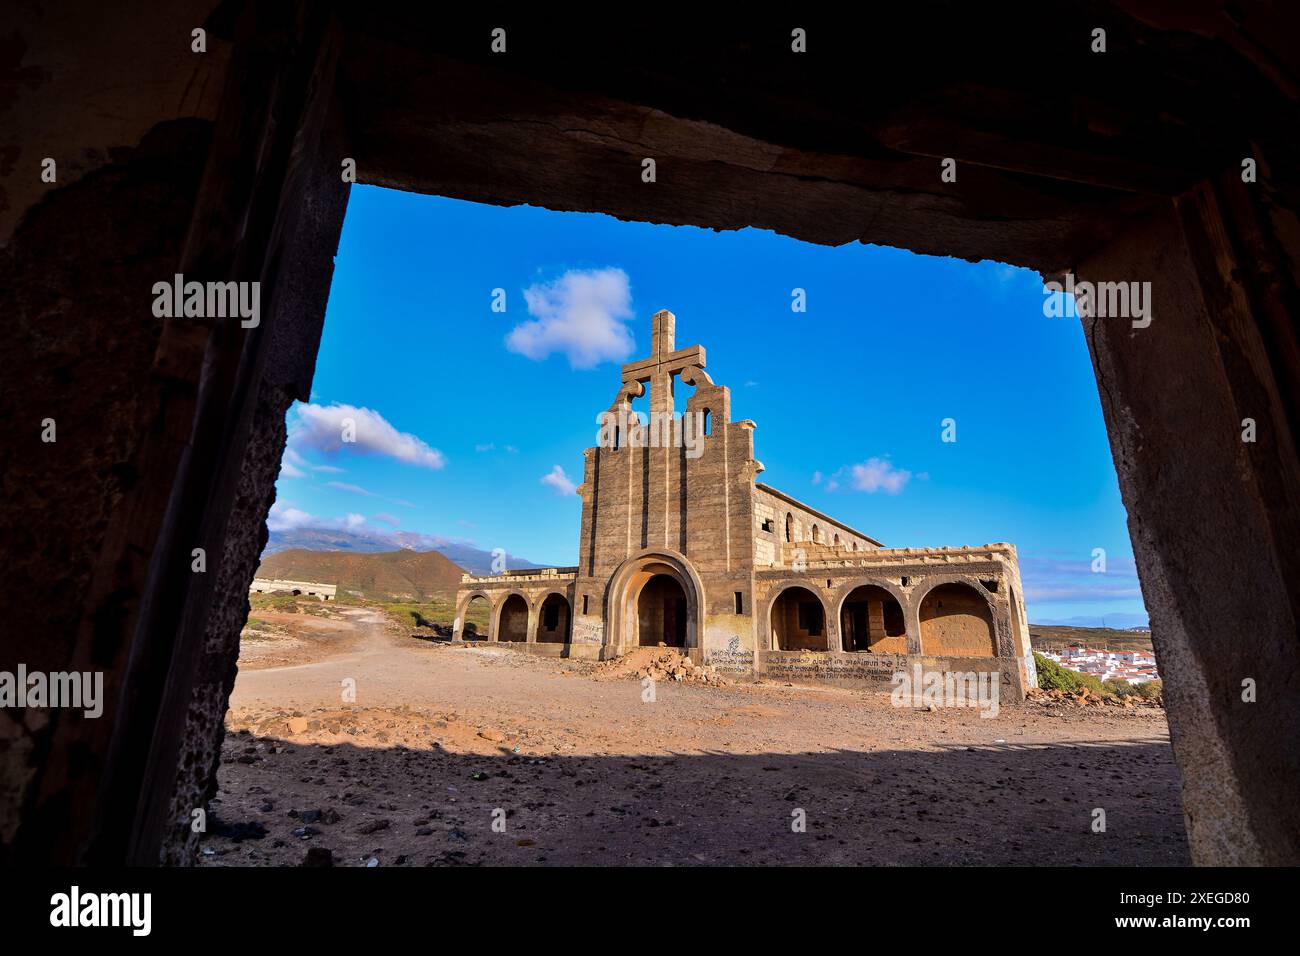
left=203, top=604, right=1190, bottom=867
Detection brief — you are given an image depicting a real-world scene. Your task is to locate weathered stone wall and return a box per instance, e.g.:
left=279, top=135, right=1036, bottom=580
left=753, top=485, right=878, bottom=559
left=744, top=548, right=1031, bottom=696
left=919, top=584, right=999, bottom=657
left=0, top=116, right=214, bottom=850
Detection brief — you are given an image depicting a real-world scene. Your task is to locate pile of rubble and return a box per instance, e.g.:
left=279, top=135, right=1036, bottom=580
left=639, top=651, right=727, bottom=686
left=595, top=648, right=727, bottom=687
left=1026, top=687, right=1163, bottom=710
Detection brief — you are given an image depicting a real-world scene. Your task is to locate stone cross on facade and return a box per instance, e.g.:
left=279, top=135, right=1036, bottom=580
left=619, top=309, right=707, bottom=416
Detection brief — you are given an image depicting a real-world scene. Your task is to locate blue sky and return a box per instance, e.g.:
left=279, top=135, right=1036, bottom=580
left=269, top=185, right=1147, bottom=626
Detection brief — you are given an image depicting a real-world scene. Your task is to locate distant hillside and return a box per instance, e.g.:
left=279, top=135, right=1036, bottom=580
left=1029, top=624, right=1154, bottom=654
left=264, top=526, right=545, bottom=576
left=256, top=548, right=467, bottom=602
left=1032, top=612, right=1149, bottom=629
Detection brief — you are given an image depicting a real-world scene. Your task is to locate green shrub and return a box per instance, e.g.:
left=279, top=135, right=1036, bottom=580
left=1104, top=678, right=1138, bottom=698
left=1077, top=671, right=1112, bottom=697
left=1033, top=652, right=1082, bottom=692
left=1135, top=679, right=1163, bottom=700
left=1033, top=652, right=1113, bottom=696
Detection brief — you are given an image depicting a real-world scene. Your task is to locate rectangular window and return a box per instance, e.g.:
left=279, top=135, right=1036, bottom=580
left=798, top=601, right=823, bottom=636
left=734, top=591, right=743, bottom=614
left=760, top=518, right=774, bottom=533
left=582, top=595, right=589, bottom=615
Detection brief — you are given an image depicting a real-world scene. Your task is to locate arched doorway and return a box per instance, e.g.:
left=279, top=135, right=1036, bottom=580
left=462, top=594, right=490, bottom=640
left=606, top=551, right=704, bottom=652
left=537, top=593, right=571, bottom=644
left=637, top=574, right=687, bottom=647
left=497, top=594, right=529, bottom=642
left=840, top=584, right=907, bottom=652
left=770, top=586, right=827, bottom=651
left=918, top=583, right=996, bottom=656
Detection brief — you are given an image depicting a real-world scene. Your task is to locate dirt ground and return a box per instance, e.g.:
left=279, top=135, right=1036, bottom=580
left=201, top=601, right=1190, bottom=866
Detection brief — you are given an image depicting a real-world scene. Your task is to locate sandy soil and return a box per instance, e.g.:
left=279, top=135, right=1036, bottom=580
left=200, top=603, right=1190, bottom=867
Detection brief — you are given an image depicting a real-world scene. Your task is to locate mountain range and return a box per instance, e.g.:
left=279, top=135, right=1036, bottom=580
left=263, top=526, right=546, bottom=576
left=256, top=547, right=467, bottom=602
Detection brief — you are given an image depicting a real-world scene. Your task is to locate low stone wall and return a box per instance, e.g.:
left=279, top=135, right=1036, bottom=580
left=755, top=649, right=1025, bottom=698
left=461, top=641, right=612, bottom=662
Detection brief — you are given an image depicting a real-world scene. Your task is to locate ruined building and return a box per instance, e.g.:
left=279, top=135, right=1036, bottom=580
left=455, top=310, right=1036, bottom=695
left=6, top=1, right=1296, bottom=866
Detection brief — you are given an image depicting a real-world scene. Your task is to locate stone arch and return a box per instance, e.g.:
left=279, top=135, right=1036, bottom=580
left=493, top=590, right=531, bottom=643
left=811, top=523, right=821, bottom=543
left=765, top=582, right=831, bottom=651
left=537, top=591, right=572, bottom=644
left=834, top=580, right=909, bottom=653
left=916, top=580, right=997, bottom=657
left=455, top=589, right=493, bottom=640
left=605, top=549, right=706, bottom=652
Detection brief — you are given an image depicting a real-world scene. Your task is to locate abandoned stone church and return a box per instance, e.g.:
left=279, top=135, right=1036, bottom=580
left=455, top=310, right=1036, bottom=696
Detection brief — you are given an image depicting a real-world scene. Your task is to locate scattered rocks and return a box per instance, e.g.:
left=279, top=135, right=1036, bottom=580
left=594, top=648, right=728, bottom=686
left=1026, top=687, right=1162, bottom=711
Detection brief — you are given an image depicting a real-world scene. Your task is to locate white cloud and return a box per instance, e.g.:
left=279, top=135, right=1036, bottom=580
left=475, top=443, right=495, bottom=452
left=265, top=503, right=447, bottom=549
left=819, top=457, right=912, bottom=495
left=1024, top=584, right=1144, bottom=602
left=289, top=402, right=445, bottom=469
left=324, top=481, right=418, bottom=509
left=849, top=458, right=912, bottom=494
left=506, top=267, right=635, bottom=369
left=541, top=464, right=579, bottom=496
left=326, top=480, right=378, bottom=498
left=282, top=447, right=343, bottom=476
left=373, top=512, right=401, bottom=527
left=266, top=502, right=316, bottom=531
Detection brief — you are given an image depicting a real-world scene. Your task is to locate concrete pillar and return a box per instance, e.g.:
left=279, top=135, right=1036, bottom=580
left=1079, top=189, right=1300, bottom=863
left=868, top=599, right=885, bottom=647
left=526, top=606, right=539, bottom=643
left=904, top=601, right=923, bottom=655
